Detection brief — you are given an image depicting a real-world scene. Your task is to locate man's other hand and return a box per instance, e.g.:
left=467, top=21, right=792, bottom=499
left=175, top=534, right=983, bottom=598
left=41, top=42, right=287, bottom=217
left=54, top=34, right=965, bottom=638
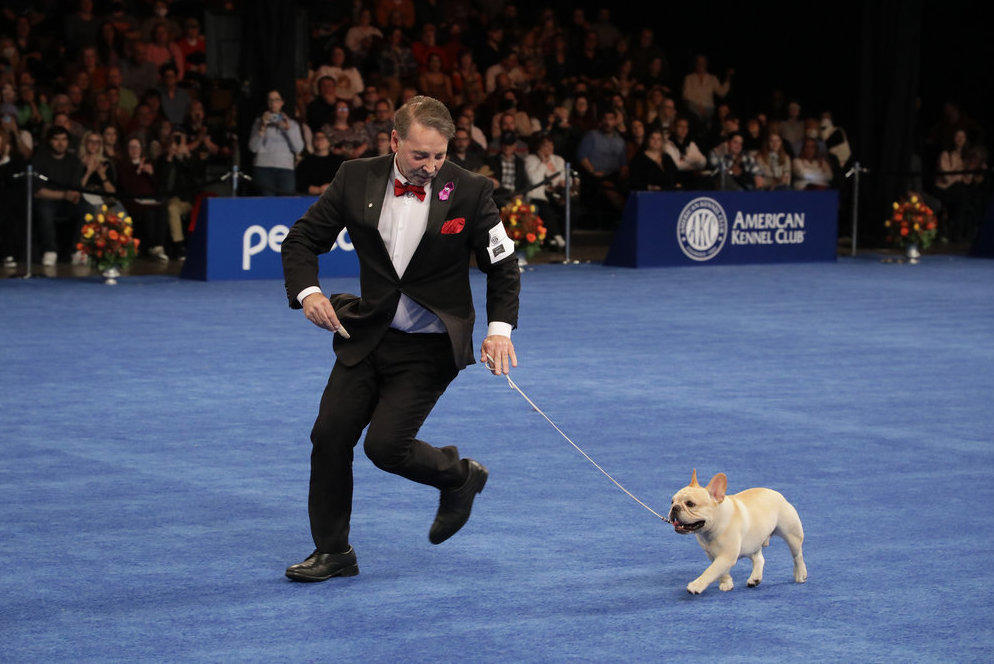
left=481, top=335, right=517, bottom=375
left=302, top=292, right=343, bottom=333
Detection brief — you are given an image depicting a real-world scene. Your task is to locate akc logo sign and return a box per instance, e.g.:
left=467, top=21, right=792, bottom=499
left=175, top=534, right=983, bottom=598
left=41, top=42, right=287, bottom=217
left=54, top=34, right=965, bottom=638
left=242, top=226, right=353, bottom=270
left=676, top=197, right=728, bottom=261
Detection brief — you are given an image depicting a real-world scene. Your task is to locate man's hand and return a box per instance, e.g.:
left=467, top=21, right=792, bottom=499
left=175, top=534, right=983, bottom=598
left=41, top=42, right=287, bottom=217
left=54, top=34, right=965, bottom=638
left=481, top=335, right=517, bottom=375
left=302, top=292, right=345, bottom=335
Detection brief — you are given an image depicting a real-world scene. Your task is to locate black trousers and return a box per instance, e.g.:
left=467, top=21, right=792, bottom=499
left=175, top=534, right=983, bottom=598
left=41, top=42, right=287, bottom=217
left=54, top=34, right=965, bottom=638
left=308, top=328, right=467, bottom=553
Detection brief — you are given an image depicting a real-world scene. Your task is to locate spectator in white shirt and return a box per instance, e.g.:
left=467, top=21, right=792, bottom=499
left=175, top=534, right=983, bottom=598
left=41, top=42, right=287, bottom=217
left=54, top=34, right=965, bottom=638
left=791, top=137, right=833, bottom=190
left=524, top=134, right=566, bottom=248
left=665, top=116, right=707, bottom=181
left=681, top=55, right=732, bottom=123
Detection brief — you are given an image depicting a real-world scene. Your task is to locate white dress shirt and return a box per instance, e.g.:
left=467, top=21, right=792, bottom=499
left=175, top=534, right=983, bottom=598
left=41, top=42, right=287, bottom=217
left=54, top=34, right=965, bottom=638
left=297, top=158, right=511, bottom=338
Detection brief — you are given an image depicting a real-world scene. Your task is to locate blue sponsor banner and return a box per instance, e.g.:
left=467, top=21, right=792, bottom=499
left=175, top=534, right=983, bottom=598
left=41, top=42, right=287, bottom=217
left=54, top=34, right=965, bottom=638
left=180, top=196, right=359, bottom=280
left=604, top=190, right=839, bottom=267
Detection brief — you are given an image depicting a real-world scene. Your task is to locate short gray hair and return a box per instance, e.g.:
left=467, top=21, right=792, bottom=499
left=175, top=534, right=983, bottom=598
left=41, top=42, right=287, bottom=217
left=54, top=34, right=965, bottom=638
left=393, top=95, right=455, bottom=141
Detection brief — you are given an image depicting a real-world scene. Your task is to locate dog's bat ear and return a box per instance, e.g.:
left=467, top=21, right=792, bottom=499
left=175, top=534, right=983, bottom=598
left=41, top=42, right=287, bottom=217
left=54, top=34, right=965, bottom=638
left=689, top=468, right=699, bottom=487
left=706, top=473, right=727, bottom=503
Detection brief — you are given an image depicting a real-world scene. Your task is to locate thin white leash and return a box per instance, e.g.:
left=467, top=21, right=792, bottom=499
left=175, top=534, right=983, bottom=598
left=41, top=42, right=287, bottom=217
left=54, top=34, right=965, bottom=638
left=484, top=354, right=671, bottom=524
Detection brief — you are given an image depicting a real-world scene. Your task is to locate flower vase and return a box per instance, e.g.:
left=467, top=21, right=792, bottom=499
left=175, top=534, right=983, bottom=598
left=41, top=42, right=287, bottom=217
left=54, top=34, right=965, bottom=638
left=905, top=243, right=920, bottom=265
left=102, top=266, right=121, bottom=285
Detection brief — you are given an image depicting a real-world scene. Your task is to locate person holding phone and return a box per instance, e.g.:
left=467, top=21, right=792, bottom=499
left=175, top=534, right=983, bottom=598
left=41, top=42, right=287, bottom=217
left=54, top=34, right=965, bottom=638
left=248, top=90, right=304, bottom=196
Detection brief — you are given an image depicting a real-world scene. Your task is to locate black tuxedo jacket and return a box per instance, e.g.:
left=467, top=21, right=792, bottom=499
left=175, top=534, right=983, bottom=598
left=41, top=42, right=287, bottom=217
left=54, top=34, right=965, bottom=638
left=282, top=154, right=520, bottom=370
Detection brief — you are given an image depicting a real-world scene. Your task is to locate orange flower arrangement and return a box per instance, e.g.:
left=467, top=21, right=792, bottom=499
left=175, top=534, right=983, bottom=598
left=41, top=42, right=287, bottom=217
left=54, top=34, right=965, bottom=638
left=77, top=205, right=140, bottom=272
left=500, top=197, right=547, bottom=259
left=884, top=193, right=937, bottom=251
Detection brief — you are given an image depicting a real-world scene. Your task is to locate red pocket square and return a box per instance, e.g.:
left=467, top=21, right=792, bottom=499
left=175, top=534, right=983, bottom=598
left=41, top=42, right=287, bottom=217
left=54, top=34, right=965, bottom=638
left=441, top=217, right=466, bottom=234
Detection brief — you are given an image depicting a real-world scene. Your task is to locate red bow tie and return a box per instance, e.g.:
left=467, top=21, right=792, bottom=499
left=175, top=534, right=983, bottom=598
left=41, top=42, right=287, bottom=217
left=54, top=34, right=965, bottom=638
left=394, top=179, right=426, bottom=201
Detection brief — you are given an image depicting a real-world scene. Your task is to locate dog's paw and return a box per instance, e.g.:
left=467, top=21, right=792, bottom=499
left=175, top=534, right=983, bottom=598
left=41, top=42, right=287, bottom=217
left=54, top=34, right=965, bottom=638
left=719, top=578, right=734, bottom=592
left=794, top=571, right=807, bottom=583
left=747, top=578, right=761, bottom=587
left=686, top=579, right=707, bottom=595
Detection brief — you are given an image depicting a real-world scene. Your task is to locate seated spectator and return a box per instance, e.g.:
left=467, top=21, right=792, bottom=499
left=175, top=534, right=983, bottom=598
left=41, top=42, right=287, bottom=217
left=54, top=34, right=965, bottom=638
left=361, top=130, right=393, bottom=158
left=524, top=134, right=566, bottom=248
left=248, top=90, right=304, bottom=196
left=743, top=118, right=763, bottom=153
left=754, top=133, right=792, bottom=190
left=156, top=127, right=196, bottom=258
left=101, top=125, right=121, bottom=161
left=448, top=127, right=485, bottom=172
left=486, top=131, right=529, bottom=205
left=344, top=9, right=382, bottom=56
left=32, top=127, right=84, bottom=266
left=418, top=53, right=453, bottom=105
left=181, top=100, right=221, bottom=163
left=577, top=110, right=628, bottom=212
left=117, top=137, right=169, bottom=261
left=781, top=101, right=804, bottom=155
left=313, top=46, right=364, bottom=101
left=570, top=94, right=598, bottom=133
left=452, top=50, right=485, bottom=107
left=296, top=131, right=343, bottom=195
left=546, top=105, right=579, bottom=163
left=710, top=132, right=760, bottom=191
left=791, top=137, right=833, bottom=190
left=0, top=112, right=33, bottom=161
left=412, top=23, right=448, bottom=72
left=17, top=82, right=52, bottom=137
left=820, top=111, right=852, bottom=173
left=457, top=106, right=487, bottom=151
left=625, top=119, right=646, bottom=163
left=175, top=18, right=205, bottom=65
left=146, top=21, right=185, bottom=78
left=935, top=129, right=985, bottom=241
left=157, top=64, right=190, bottom=125
left=681, top=55, right=732, bottom=124
left=120, top=41, right=159, bottom=96
left=77, top=46, right=108, bottom=92
left=322, top=100, right=368, bottom=160
left=629, top=129, right=676, bottom=191
left=365, top=98, right=395, bottom=145
left=306, top=76, right=338, bottom=134
left=79, top=129, right=117, bottom=198
left=106, top=66, right=138, bottom=116
left=486, top=51, right=526, bottom=94
left=378, top=29, right=418, bottom=101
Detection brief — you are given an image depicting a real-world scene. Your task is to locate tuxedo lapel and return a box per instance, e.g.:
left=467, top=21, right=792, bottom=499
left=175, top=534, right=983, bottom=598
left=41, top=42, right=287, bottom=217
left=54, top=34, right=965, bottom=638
left=362, top=155, right=400, bottom=281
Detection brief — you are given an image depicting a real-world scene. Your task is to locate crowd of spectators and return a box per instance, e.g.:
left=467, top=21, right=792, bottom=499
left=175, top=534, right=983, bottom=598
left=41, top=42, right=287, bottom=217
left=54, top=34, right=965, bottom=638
left=0, top=1, right=990, bottom=269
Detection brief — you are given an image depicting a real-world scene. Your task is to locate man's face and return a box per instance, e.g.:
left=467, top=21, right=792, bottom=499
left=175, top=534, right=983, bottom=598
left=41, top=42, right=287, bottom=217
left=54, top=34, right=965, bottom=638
left=728, top=135, right=743, bottom=155
left=392, top=121, right=448, bottom=187
left=319, top=78, right=336, bottom=100
left=675, top=120, right=689, bottom=139
left=313, top=132, right=330, bottom=153
left=375, top=102, right=391, bottom=122
left=453, top=130, right=470, bottom=152
left=788, top=102, right=800, bottom=119
left=601, top=112, right=617, bottom=132
left=363, top=86, right=378, bottom=106
left=501, top=141, right=516, bottom=158
left=163, top=70, right=176, bottom=87
left=107, top=67, right=122, bottom=86
left=500, top=113, right=515, bottom=132
left=49, top=133, right=69, bottom=155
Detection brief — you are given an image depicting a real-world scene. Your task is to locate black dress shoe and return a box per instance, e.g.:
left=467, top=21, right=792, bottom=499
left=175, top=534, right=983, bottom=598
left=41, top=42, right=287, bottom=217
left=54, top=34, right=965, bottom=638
left=285, top=546, right=359, bottom=582
left=429, top=459, right=488, bottom=544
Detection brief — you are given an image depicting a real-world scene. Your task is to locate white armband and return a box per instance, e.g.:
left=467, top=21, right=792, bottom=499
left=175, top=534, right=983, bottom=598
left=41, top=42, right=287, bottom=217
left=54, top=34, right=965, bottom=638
left=485, top=222, right=516, bottom=265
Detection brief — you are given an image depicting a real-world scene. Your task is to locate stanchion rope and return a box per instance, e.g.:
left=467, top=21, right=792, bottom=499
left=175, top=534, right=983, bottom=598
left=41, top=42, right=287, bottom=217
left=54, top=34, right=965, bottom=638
left=484, top=354, right=671, bottom=524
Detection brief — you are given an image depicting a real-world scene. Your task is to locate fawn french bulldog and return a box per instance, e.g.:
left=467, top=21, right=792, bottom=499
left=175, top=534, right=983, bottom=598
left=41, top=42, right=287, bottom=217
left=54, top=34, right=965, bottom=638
left=668, top=470, right=807, bottom=594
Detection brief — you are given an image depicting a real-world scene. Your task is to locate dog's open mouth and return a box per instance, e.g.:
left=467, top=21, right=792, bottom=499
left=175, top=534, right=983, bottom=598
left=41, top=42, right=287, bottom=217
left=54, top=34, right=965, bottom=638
left=673, top=519, right=705, bottom=534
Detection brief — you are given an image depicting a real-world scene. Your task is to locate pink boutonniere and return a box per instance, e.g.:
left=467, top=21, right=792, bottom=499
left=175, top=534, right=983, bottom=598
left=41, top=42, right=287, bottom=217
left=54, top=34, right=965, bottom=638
left=438, top=181, right=455, bottom=201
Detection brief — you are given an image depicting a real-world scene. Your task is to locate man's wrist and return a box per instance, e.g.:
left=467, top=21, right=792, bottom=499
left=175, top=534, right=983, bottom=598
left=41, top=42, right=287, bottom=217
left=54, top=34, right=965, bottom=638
left=297, top=286, right=323, bottom=304
left=487, top=321, right=512, bottom=338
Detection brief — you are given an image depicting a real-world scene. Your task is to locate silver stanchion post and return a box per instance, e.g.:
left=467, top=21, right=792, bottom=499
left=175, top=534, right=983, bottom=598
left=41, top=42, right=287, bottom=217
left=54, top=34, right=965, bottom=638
left=232, top=164, right=240, bottom=197
left=563, top=161, right=572, bottom=264
left=846, top=161, right=866, bottom=257
left=13, top=165, right=46, bottom=279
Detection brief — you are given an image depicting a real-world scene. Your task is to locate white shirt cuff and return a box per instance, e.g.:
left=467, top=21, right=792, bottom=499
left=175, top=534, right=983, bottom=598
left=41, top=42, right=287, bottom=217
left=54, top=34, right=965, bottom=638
left=296, top=286, right=323, bottom=304
left=487, top=321, right=512, bottom=338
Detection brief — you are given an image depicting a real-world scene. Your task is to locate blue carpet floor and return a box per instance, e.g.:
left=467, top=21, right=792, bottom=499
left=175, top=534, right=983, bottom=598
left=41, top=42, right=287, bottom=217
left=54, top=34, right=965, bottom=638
left=2, top=257, right=993, bottom=663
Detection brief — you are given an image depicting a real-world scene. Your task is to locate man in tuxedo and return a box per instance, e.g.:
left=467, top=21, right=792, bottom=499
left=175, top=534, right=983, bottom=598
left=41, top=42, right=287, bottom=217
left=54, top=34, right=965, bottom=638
left=281, top=96, right=521, bottom=582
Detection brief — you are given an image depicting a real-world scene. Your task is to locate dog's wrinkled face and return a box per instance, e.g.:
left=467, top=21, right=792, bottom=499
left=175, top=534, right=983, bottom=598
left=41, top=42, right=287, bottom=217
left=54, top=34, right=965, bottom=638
left=669, top=486, right=714, bottom=534
left=668, top=470, right=727, bottom=535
